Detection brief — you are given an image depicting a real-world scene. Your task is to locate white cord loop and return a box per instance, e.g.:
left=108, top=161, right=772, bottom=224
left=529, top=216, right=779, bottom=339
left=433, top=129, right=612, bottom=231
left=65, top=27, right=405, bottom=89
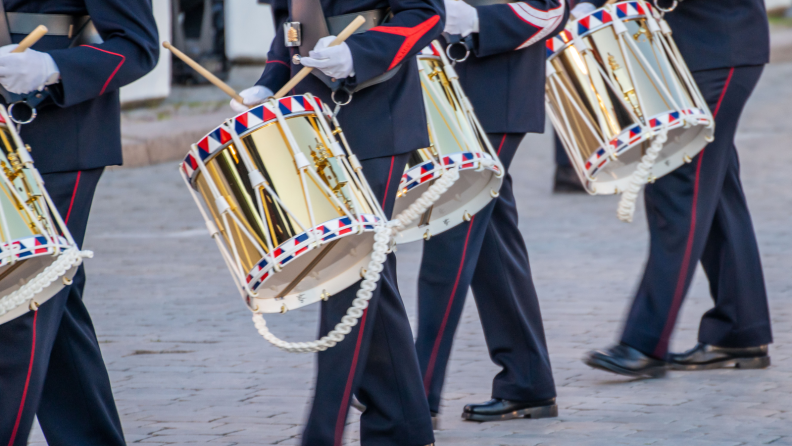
left=617, top=127, right=668, bottom=223
left=0, top=248, right=93, bottom=316
left=253, top=166, right=461, bottom=353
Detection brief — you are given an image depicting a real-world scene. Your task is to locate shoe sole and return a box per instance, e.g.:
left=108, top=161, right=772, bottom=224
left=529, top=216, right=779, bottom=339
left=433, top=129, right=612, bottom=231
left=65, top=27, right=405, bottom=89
left=461, top=404, right=558, bottom=422
left=584, top=357, right=667, bottom=379
left=671, top=356, right=770, bottom=371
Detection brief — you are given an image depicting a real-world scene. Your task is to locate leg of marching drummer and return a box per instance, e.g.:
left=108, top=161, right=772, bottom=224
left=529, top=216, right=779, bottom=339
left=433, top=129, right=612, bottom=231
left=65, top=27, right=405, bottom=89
left=35, top=169, right=125, bottom=445
left=468, top=135, right=556, bottom=406
left=619, top=66, right=766, bottom=359
left=301, top=153, right=434, bottom=446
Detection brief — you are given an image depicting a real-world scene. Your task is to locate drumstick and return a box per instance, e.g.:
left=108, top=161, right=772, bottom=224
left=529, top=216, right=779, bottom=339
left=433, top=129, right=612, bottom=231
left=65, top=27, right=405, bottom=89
left=274, top=15, right=366, bottom=99
left=12, top=25, right=48, bottom=53
left=162, top=41, right=245, bottom=104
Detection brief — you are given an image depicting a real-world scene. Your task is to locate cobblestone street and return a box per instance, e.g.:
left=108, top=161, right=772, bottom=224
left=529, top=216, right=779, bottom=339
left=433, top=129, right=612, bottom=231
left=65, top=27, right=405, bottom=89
left=28, top=61, right=792, bottom=445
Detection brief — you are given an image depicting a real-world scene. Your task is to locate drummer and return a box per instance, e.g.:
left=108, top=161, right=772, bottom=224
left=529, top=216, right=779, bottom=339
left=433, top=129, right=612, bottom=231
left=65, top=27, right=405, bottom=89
left=229, top=0, right=442, bottom=443
left=0, top=1, right=158, bottom=444
left=575, top=0, right=773, bottom=376
left=414, top=0, right=567, bottom=424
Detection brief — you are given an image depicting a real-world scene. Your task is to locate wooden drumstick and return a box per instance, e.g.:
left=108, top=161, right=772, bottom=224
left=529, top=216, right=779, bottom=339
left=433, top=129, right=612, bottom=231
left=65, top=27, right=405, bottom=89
left=162, top=41, right=245, bottom=104
left=274, top=15, right=366, bottom=99
left=12, top=25, right=49, bottom=53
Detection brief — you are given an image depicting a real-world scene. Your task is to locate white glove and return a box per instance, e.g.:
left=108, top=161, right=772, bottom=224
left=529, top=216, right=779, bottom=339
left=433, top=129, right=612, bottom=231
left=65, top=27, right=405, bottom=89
left=230, top=85, right=274, bottom=113
left=444, top=0, right=480, bottom=37
left=0, top=45, right=60, bottom=94
left=300, top=36, right=355, bottom=79
left=571, top=2, right=597, bottom=19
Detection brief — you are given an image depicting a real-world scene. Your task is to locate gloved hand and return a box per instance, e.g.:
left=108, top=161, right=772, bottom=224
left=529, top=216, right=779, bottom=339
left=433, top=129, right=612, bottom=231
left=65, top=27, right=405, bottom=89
left=444, top=0, right=480, bottom=37
left=0, top=45, right=60, bottom=94
left=300, top=36, right=355, bottom=79
left=571, top=2, right=597, bottom=19
left=230, top=85, right=274, bottom=113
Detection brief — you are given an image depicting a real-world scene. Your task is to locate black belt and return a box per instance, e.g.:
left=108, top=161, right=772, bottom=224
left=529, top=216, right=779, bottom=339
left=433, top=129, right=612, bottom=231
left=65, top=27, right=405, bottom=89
left=4, top=12, right=103, bottom=47
left=326, top=9, right=386, bottom=36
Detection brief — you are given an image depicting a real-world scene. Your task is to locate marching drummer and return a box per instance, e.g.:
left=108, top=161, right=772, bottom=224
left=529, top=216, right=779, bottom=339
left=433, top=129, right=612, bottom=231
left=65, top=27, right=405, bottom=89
left=575, top=0, right=773, bottom=376
left=0, top=1, right=158, bottom=445
left=230, top=0, right=442, bottom=443
left=414, top=0, right=567, bottom=424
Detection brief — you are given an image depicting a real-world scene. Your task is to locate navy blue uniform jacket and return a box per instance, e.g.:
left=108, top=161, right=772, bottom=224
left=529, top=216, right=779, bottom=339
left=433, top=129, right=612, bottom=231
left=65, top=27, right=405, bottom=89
left=4, top=0, right=159, bottom=174
left=581, top=0, right=769, bottom=71
left=453, top=0, right=567, bottom=134
left=256, top=0, right=444, bottom=160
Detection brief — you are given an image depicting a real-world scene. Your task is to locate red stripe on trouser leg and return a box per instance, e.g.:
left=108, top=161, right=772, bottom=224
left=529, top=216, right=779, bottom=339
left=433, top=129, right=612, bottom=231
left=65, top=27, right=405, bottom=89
left=423, top=217, right=475, bottom=394
left=7, top=311, right=38, bottom=446
left=496, top=134, right=507, bottom=156
left=382, top=156, right=396, bottom=209
left=653, top=67, right=734, bottom=358
left=334, top=309, right=369, bottom=446
left=64, top=171, right=82, bottom=225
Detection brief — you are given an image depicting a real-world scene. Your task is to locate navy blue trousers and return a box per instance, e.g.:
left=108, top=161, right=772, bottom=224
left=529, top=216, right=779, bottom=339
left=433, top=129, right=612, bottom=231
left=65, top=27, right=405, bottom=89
left=415, top=133, right=556, bottom=414
left=0, top=168, right=125, bottom=446
left=302, top=153, right=434, bottom=446
left=621, top=65, right=773, bottom=359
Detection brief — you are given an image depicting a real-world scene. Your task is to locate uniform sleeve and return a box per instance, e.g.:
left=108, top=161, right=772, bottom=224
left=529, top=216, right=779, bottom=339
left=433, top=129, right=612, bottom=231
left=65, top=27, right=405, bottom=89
left=472, top=0, right=568, bottom=58
left=344, top=0, right=444, bottom=85
left=255, top=0, right=292, bottom=92
left=46, top=0, right=159, bottom=108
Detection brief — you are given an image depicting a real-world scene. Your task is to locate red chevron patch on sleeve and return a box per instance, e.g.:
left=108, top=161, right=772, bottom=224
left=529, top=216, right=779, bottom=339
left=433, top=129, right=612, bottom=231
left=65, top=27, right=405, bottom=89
left=371, top=15, right=440, bottom=71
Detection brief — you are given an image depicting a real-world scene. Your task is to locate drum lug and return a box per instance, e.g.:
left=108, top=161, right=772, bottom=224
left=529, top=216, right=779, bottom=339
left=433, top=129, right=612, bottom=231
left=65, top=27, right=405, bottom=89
left=490, top=189, right=499, bottom=198
left=463, top=212, right=472, bottom=222
left=62, top=276, right=73, bottom=285
left=423, top=230, right=431, bottom=241
left=29, top=300, right=39, bottom=311
left=683, top=154, right=692, bottom=164
left=648, top=175, right=657, bottom=184
left=360, top=267, right=367, bottom=278
left=320, top=290, right=330, bottom=301
left=280, top=304, right=288, bottom=314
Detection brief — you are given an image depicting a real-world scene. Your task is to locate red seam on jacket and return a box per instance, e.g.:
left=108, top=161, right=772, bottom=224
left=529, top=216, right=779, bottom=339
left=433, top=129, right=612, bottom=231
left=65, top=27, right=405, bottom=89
left=81, top=45, right=126, bottom=95
left=7, top=311, right=38, bottom=446
left=64, top=171, right=82, bottom=225
left=496, top=134, right=508, bottom=156
left=334, top=308, right=368, bottom=446
left=653, top=67, right=734, bottom=358
left=371, top=15, right=441, bottom=71
left=423, top=217, right=475, bottom=394
left=268, top=59, right=290, bottom=68
left=381, top=156, right=396, bottom=209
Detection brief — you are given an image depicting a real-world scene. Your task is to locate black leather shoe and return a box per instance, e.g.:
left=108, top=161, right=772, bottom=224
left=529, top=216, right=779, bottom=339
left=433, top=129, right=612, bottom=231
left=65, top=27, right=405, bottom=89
left=669, top=343, right=770, bottom=370
left=553, top=165, right=586, bottom=193
left=584, top=344, right=667, bottom=378
left=430, top=411, right=439, bottom=430
left=461, top=398, right=558, bottom=422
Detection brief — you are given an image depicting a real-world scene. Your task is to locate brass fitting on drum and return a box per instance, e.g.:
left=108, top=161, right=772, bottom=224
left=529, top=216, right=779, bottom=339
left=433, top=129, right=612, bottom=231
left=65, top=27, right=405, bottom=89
left=683, top=154, right=692, bottom=164
left=280, top=304, right=288, bottom=314
left=423, top=230, right=431, bottom=241
left=360, top=267, right=367, bottom=278
left=62, top=276, right=73, bottom=285
left=463, top=212, right=472, bottom=222
left=490, top=189, right=499, bottom=198
left=648, top=175, right=657, bottom=184
left=29, top=300, right=39, bottom=311
left=320, top=290, right=330, bottom=301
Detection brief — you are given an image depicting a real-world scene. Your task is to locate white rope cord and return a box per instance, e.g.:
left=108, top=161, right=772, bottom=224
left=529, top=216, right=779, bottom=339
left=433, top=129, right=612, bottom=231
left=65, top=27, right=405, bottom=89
left=617, top=127, right=668, bottom=223
left=0, top=248, right=93, bottom=316
left=253, top=166, right=461, bottom=353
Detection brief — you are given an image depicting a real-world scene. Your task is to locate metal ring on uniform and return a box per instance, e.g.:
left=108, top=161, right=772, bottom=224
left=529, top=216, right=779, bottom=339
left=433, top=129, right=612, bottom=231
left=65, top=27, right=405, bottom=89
left=7, top=102, right=37, bottom=126
left=653, top=0, right=679, bottom=13
left=331, top=89, right=352, bottom=107
left=446, top=42, right=470, bottom=63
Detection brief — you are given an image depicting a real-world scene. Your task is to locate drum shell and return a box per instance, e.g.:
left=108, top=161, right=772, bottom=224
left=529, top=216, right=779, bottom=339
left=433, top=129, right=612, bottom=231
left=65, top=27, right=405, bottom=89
left=545, top=2, right=714, bottom=194
left=394, top=46, right=503, bottom=244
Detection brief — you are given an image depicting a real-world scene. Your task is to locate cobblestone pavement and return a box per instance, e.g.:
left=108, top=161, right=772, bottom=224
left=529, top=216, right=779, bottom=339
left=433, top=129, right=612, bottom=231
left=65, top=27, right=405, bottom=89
left=29, top=62, right=792, bottom=445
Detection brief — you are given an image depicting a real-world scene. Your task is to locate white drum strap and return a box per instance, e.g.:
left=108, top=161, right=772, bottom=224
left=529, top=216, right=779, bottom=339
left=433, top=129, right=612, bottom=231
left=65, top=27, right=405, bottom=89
left=616, top=127, right=669, bottom=223
left=252, top=167, right=461, bottom=353
left=0, top=248, right=93, bottom=317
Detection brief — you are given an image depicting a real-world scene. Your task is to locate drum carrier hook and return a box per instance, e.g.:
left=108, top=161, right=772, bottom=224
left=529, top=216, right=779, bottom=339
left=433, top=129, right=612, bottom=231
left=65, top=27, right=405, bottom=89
left=443, top=33, right=470, bottom=64
left=651, top=0, right=680, bottom=14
